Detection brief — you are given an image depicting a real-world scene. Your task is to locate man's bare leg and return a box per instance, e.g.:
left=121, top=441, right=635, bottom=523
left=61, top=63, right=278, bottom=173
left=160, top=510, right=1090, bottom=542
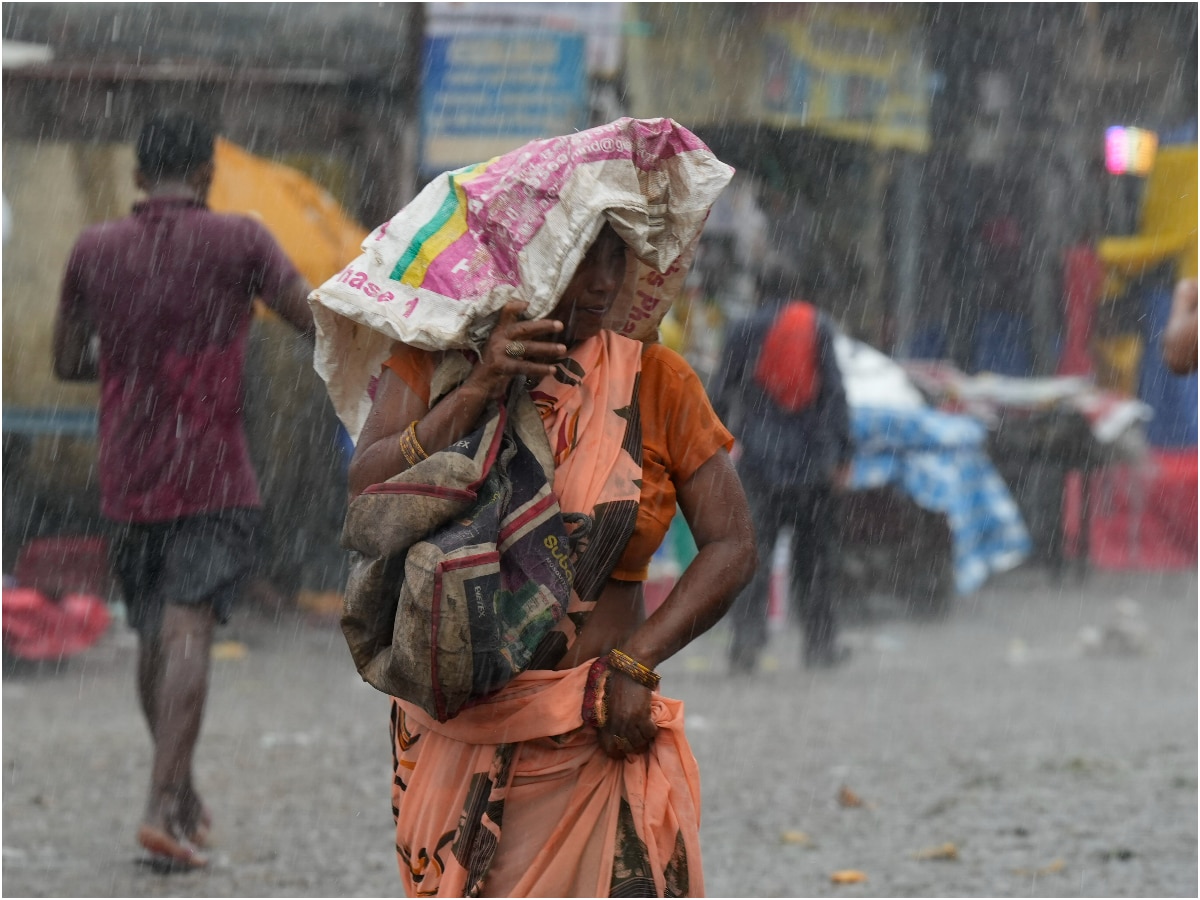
left=137, top=630, right=211, bottom=848
left=136, top=630, right=163, bottom=735
left=137, top=603, right=215, bottom=865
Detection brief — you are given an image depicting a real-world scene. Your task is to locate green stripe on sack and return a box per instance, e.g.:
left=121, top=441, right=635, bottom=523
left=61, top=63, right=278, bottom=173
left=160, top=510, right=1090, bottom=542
left=389, top=162, right=490, bottom=285
left=391, top=188, right=462, bottom=282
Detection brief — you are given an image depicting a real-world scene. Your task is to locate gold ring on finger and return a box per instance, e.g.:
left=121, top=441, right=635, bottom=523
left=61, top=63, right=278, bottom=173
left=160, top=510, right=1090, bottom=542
left=504, top=340, right=526, bottom=360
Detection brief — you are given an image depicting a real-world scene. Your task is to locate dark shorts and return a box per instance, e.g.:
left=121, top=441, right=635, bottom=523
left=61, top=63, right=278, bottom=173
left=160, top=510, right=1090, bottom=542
left=110, top=509, right=262, bottom=637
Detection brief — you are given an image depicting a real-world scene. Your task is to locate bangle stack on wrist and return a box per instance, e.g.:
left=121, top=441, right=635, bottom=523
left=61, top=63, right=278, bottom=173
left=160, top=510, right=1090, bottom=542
left=606, top=648, right=661, bottom=691
left=581, top=658, right=610, bottom=728
left=398, top=421, right=429, bottom=467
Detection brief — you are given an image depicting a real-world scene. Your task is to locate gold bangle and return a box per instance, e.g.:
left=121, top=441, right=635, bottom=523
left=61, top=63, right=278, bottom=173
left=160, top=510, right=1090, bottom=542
left=607, top=648, right=660, bottom=691
left=398, top=432, right=419, bottom=467
left=398, top=420, right=428, bottom=467
left=406, top=421, right=429, bottom=459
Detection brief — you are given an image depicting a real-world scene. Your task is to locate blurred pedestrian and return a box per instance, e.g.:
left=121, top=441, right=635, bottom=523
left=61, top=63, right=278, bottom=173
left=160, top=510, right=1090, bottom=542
left=1162, top=276, right=1198, bottom=374
left=711, top=270, right=855, bottom=671
left=53, top=110, right=315, bottom=869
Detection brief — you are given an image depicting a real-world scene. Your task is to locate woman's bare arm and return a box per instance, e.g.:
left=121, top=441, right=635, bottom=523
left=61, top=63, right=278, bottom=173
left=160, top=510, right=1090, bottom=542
left=598, top=449, right=756, bottom=757
left=622, top=449, right=756, bottom=668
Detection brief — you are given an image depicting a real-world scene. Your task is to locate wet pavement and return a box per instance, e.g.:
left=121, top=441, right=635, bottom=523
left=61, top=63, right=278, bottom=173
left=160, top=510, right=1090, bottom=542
left=3, top=566, right=1196, bottom=897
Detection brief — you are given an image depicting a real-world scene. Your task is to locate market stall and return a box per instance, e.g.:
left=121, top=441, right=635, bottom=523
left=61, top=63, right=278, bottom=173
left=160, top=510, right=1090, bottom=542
left=835, top=337, right=1032, bottom=609
left=901, top=361, right=1155, bottom=577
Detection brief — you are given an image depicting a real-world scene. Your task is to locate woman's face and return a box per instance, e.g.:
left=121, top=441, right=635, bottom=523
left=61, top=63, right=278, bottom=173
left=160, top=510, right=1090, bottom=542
left=549, top=222, right=628, bottom=346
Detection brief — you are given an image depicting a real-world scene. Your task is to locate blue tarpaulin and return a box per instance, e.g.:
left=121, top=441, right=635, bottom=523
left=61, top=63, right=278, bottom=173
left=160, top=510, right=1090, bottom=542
left=848, top=406, right=1031, bottom=595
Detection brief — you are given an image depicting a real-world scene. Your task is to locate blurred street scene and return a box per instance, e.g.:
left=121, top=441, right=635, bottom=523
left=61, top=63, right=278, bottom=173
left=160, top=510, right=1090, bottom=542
left=2, top=2, right=1196, bottom=896
left=3, top=567, right=1195, bottom=897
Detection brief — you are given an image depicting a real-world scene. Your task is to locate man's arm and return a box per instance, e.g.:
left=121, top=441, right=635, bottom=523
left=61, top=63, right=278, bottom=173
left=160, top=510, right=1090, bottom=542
left=264, top=274, right=316, bottom=340
left=1163, top=277, right=1198, bottom=375
left=243, top=219, right=316, bottom=340
left=53, top=254, right=99, bottom=381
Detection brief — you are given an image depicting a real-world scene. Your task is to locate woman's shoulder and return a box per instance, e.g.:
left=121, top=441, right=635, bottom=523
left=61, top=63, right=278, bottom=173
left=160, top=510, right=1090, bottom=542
left=640, top=342, right=711, bottom=410
left=638, top=338, right=734, bottom=479
left=640, top=341, right=698, bottom=382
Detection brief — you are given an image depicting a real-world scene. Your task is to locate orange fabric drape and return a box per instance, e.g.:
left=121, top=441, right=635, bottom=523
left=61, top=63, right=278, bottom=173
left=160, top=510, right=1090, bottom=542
left=392, top=663, right=704, bottom=897
left=529, top=331, right=644, bottom=517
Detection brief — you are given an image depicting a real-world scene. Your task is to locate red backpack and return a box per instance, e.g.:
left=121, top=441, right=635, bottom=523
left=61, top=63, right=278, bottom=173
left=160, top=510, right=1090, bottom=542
left=753, top=301, right=821, bottom=412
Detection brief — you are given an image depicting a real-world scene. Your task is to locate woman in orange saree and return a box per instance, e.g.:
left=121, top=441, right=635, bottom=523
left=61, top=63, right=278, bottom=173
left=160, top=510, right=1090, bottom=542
left=349, top=220, right=756, bottom=897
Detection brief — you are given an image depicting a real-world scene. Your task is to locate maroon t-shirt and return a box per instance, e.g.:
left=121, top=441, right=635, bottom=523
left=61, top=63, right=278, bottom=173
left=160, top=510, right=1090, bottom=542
left=58, top=197, right=301, bottom=522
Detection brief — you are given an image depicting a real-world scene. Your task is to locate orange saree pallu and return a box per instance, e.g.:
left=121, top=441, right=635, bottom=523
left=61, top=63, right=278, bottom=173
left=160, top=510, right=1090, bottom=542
left=390, top=664, right=704, bottom=897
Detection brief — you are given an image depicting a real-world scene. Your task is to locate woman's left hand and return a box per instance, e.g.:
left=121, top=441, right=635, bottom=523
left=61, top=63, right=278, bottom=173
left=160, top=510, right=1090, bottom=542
left=598, top=674, right=657, bottom=759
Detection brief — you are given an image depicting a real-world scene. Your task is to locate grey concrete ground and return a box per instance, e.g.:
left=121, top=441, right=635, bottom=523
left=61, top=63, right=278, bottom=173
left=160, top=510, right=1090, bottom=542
left=3, top=566, right=1196, bottom=898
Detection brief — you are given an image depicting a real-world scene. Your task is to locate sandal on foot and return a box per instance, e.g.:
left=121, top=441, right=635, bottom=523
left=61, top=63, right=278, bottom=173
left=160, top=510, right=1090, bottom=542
left=137, top=824, right=209, bottom=871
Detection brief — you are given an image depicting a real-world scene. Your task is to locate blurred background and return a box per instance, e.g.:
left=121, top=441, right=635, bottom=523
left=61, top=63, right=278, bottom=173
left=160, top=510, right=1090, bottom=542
left=1, top=6, right=1196, bottom=897
left=2, top=1, right=1196, bottom=621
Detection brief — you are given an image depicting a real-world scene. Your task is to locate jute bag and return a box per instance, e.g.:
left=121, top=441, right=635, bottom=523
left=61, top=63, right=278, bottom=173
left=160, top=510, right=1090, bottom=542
left=340, top=378, right=573, bottom=721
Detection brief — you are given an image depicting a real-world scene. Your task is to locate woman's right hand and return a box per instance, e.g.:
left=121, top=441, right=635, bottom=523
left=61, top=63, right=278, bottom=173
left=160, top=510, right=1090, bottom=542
left=349, top=301, right=569, bottom=499
left=599, top=674, right=657, bottom=760
left=467, top=301, right=568, bottom=400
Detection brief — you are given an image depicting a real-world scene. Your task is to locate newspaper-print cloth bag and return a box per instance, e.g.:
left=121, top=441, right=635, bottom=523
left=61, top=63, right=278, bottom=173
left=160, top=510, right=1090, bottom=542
left=340, top=371, right=572, bottom=722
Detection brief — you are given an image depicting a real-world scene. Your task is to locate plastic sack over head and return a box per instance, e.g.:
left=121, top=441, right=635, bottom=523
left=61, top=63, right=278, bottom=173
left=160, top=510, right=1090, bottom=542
left=310, top=117, right=734, bottom=442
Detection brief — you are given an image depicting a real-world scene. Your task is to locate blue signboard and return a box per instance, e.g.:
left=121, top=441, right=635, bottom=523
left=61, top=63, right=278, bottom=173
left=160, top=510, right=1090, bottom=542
left=421, top=30, right=588, bottom=174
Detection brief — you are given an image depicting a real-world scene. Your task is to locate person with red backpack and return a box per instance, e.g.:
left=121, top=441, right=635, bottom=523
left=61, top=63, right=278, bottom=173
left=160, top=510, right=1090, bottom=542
left=710, top=269, right=855, bottom=671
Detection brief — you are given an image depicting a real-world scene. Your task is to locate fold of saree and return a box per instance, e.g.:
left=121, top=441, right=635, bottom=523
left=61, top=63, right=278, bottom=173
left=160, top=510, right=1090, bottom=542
left=523, top=330, right=644, bottom=666
left=390, top=663, right=704, bottom=897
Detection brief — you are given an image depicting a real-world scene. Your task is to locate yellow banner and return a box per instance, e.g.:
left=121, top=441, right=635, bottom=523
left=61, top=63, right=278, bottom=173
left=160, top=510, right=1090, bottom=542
left=759, top=7, right=931, bottom=153
left=1099, top=145, right=1198, bottom=281
left=625, top=3, right=930, bottom=153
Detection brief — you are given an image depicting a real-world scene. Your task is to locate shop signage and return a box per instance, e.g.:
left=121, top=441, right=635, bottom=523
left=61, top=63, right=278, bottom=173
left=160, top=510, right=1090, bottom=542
left=421, top=30, right=587, bottom=174
left=759, top=8, right=931, bottom=153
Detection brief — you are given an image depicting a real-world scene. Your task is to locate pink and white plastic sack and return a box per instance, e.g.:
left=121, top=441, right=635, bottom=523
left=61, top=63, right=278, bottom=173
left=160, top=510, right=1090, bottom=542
left=309, top=117, right=733, bottom=442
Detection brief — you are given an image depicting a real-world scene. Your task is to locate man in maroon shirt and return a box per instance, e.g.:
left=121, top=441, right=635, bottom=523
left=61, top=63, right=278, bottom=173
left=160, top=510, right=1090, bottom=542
left=54, top=111, right=315, bottom=869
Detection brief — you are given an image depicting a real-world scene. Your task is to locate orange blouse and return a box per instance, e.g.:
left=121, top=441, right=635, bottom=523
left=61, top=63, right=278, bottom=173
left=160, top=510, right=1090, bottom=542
left=381, top=341, right=733, bottom=581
